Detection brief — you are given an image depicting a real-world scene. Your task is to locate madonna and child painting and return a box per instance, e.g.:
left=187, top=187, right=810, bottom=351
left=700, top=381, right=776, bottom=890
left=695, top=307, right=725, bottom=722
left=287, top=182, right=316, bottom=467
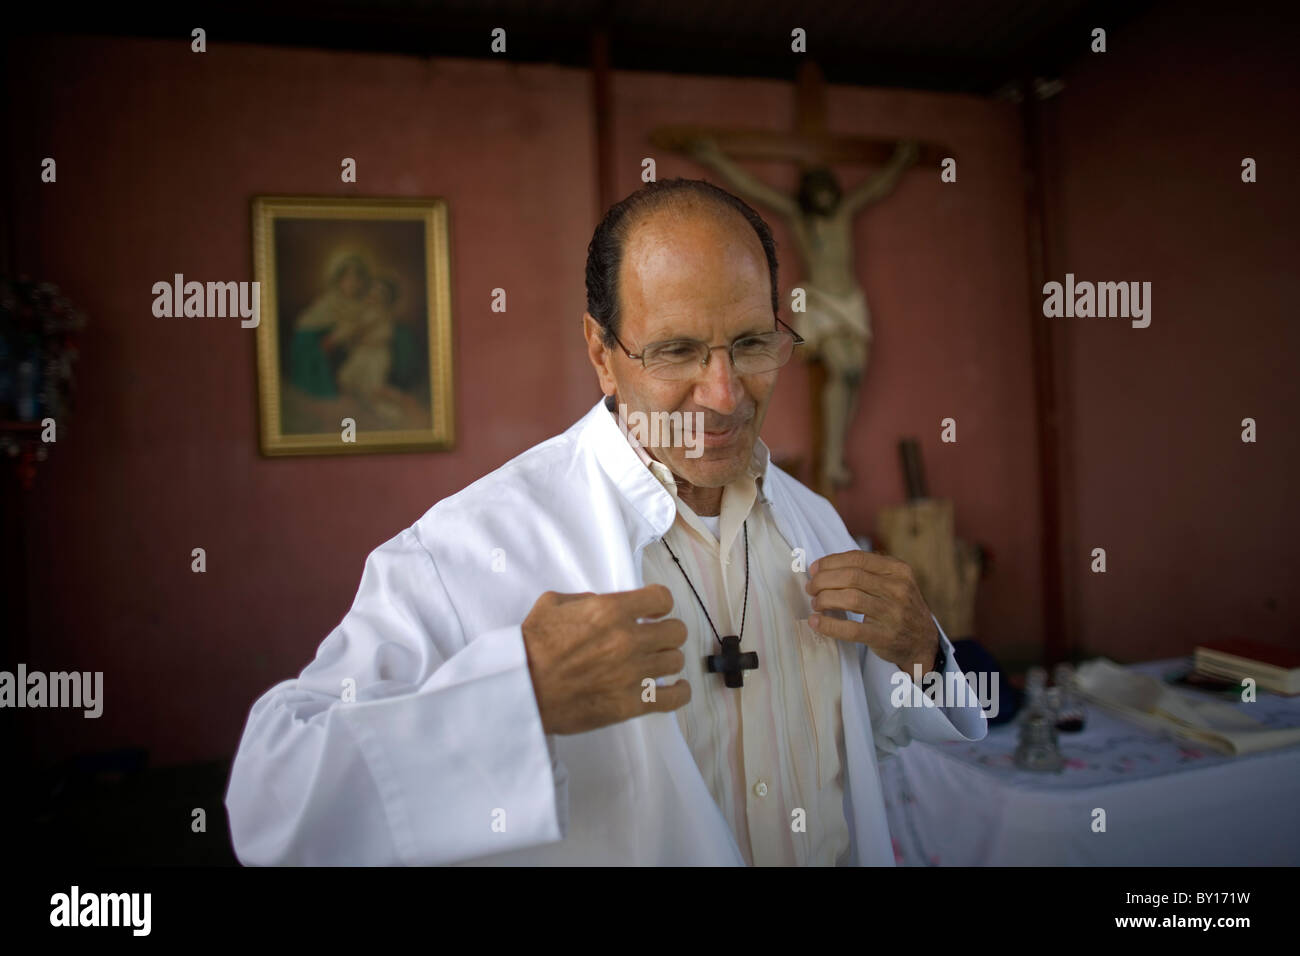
left=252, top=197, right=454, bottom=455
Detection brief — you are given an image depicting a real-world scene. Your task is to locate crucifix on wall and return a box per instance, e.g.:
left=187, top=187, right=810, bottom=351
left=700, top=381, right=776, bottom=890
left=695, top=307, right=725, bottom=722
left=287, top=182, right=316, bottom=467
left=650, top=62, right=949, bottom=498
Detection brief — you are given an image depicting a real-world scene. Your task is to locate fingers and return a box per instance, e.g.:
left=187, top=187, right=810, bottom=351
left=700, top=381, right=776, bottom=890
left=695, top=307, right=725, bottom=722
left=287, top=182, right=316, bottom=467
left=603, top=583, right=675, bottom=621
left=810, top=587, right=896, bottom=626
left=544, top=590, right=597, bottom=605
left=540, top=585, right=671, bottom=614
left=645, top=677, right=692, bottom=713
left=808, top=611, right=865, bottom=644
left=810, top=549, right=908, bottom=578
left=643, top=647, right=686, bottom=679
left=636, top=616, right=688, bottom=652
left=806, top=552, right=915, bottom=604
left=806, top=567, right=896, bottom=600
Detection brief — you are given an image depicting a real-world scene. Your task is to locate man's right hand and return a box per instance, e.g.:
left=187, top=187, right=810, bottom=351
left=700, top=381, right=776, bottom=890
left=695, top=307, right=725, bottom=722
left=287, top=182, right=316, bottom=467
left=521, top=584, right=691, bottom=735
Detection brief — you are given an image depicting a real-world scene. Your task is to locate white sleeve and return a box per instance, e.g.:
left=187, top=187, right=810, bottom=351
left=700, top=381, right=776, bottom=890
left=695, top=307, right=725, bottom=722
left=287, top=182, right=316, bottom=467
left=861, top=615, right=989, bottom=763
left=225, top=527, right=565, bottom=865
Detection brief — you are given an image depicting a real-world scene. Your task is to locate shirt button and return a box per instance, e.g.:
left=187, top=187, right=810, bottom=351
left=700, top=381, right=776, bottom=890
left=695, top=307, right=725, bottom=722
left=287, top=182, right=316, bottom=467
left=753, top=780, right=768, bottom=798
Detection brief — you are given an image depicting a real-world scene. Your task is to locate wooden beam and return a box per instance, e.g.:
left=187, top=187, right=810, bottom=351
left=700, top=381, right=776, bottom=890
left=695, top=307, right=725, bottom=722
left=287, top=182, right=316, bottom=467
left=649, top=124, right=952, bottom=168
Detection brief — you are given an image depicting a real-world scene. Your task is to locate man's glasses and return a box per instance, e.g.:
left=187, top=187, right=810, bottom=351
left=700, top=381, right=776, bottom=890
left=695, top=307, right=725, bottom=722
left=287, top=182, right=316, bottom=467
left=608, top=316, right=805, bottom=382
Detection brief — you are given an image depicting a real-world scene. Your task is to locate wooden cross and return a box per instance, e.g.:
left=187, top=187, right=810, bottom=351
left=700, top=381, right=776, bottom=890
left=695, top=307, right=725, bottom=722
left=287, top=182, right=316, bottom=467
left=649, top=61, right=950, bottom=174
left=706, top=635, right=759, bottom=688
left=650, top=62, right=951, bottom=499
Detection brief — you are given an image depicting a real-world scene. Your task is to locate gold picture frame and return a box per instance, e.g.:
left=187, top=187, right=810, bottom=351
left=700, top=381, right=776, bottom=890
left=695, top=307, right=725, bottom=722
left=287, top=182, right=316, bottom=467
left=251, top=196, right=454, bottom=456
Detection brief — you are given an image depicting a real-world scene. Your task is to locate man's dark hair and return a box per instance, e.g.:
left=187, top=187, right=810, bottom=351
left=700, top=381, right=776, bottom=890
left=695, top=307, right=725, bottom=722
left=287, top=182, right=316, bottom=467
left=584, top=178, right=780, bottom=347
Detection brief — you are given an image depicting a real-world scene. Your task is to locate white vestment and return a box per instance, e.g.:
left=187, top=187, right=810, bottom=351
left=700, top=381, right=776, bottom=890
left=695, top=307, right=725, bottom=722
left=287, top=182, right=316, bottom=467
left=225, top=396, right=987, bottom=865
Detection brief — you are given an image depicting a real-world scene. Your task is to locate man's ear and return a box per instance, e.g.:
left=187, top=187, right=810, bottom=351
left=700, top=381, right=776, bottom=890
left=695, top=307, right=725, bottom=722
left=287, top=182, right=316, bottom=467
left=582, top=313, right=617, bottom=397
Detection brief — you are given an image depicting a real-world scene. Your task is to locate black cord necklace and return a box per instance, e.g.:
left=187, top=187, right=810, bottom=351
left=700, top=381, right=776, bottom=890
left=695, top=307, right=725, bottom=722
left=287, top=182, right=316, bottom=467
left=661, top=520, right=759, bottom=688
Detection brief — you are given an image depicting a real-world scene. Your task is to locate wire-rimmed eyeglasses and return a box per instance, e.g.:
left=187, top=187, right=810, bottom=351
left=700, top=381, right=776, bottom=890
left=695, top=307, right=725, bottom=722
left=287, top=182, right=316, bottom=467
left=607, top=316, right=805, bottom=381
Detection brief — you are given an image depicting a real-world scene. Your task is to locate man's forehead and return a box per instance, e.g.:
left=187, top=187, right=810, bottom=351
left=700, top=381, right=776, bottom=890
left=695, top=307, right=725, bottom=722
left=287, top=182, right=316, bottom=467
left=620, top=213, right=771, bottom=339
left=623, top=207, right=763, bottom=279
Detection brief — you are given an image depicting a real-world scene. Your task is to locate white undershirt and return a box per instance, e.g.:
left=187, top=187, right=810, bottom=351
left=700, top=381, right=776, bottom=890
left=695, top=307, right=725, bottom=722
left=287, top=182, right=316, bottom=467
left=696, top=513, right=721, bottom=540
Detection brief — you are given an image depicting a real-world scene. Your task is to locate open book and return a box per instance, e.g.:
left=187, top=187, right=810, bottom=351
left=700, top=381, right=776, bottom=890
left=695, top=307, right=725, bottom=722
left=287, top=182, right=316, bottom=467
left=1074, top=658, right=1300, bottom=756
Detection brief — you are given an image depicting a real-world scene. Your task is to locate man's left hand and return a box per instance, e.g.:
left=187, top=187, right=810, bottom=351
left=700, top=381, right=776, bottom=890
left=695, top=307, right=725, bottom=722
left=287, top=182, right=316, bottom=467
left=805, top=550, right=939, bottom=674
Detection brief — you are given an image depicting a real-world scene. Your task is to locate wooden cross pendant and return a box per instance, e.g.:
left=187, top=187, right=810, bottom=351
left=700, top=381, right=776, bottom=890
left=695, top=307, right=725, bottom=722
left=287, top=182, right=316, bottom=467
left=706, top=635, right=759, bottom=688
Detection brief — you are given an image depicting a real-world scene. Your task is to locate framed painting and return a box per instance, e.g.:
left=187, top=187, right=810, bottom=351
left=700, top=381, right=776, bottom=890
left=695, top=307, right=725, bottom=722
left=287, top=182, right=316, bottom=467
left=251, top=196, right=454, bottom=455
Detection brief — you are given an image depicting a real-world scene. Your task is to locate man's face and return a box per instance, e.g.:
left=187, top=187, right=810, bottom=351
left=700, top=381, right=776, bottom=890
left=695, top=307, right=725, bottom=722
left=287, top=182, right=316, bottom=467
left=584, top=206, right=779, bottom=489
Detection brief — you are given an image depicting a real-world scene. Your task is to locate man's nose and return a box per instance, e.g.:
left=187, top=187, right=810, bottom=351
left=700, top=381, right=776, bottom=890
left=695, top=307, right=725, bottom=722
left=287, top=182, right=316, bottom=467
left=692, top=347, right=744, bottom=415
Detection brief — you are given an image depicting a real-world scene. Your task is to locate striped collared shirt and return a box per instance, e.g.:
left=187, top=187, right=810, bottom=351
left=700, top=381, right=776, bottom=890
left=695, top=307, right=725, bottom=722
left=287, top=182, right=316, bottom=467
left=614, top=406, right=851, bottom=865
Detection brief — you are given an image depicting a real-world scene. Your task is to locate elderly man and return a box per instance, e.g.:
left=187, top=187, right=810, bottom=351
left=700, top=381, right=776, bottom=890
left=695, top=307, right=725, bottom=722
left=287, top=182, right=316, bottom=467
left=226, top=178, right=987, bottom=866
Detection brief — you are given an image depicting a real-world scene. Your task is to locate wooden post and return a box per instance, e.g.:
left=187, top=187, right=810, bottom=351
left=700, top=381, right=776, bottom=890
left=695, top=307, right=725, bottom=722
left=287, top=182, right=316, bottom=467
left=877, top=499, right=980, bottom=639
left=1020, top=78, right=1068, bottom=668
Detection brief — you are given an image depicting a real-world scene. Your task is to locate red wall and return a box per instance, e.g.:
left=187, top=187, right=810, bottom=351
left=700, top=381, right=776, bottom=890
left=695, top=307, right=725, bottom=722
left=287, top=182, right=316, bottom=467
left=1052, top=2, right=1300, bottom=661
left=11, top=5, right=1289, bottom=767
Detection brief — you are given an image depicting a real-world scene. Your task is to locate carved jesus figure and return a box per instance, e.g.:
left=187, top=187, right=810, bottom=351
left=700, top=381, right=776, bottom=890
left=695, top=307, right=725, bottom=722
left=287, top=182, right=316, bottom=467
left=688, top=136, right=919, bottom=489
